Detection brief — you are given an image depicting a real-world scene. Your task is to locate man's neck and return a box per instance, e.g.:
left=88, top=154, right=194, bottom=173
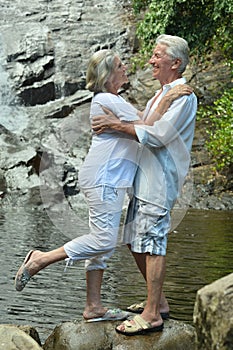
left=160, top=73, right=182, bottom=87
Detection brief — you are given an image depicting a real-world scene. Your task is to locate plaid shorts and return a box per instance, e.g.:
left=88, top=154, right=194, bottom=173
left=123, top=196, right=171, bottom=256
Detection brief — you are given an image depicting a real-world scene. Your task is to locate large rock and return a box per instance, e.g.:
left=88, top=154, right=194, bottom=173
left=43, top=319, right=196, bottom=350
left=0, top=324, right=43, bottom=350
left=0, top=0, right=131, bottom=103
left=193, top=273, right=233, bottom=349
left=0, top=0, right=133, bottom=208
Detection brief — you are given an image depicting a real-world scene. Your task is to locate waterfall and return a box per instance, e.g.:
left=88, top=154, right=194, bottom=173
left=0, top=36, right=28, bottom=134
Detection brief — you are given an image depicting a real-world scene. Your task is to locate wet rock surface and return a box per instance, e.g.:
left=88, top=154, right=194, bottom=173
left=0, top=324, right=43, bottom=350
left=194, top=273, right=233, bottom=350
left=0, top=0, right=131, bottom=210
left=0, top=320, right=196, bottom=350
left=43, top=318, right=196, bottom=350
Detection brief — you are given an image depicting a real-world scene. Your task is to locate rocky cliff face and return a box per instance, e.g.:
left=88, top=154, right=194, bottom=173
left=1, top=0, right=131, bottom=104
left=0, top=0, right=232, bottom=211
left=0, top=0, right=133, bottom=210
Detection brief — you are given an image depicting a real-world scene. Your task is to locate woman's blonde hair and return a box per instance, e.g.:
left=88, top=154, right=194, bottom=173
left=86, top=49, right=117, bottom=93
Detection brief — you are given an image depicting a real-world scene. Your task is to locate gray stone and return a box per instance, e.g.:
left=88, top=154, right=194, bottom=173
left=0, top=170, right=7, bottom=194
left=2, top=147, right=36, bottom=170
left=0, top=324, right=43, bottom=350
left=43, top=319, right=196, bottom=350
left=193, top=273, right=233, bottom=350
left=5, top=165, right=40, bottom=191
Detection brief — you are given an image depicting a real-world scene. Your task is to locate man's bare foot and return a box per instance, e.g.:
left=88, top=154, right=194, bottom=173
left=127, top=300, right=169, bottom=318
left=116, top=314, right=164, bottom=335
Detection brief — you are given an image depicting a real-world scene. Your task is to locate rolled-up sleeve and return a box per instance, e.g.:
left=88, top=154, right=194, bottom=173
left=134, top=126, right=148, bottom=145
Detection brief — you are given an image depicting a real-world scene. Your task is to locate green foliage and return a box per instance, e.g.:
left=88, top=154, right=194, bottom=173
left=130, top=0, right=233, bottom=67
left=197, top=89, right=233, bottom=171
left=132, top=0, right=151, bottom=13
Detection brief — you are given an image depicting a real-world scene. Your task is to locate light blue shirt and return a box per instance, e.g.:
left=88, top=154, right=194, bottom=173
left=134, top=78, right=197, bottom=209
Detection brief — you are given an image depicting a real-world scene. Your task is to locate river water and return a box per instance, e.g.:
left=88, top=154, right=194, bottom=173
left=1, top=206, right=232, bottom=344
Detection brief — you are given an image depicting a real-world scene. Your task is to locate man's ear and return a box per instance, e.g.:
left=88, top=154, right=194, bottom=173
left=172, top=58, right=181, bottom=70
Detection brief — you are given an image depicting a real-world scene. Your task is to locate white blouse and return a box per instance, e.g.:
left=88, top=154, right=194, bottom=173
left=79, top=92, right=141, bottom=189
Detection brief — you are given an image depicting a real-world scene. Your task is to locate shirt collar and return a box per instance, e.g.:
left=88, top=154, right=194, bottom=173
left=162, top=77, right=187, bottom=91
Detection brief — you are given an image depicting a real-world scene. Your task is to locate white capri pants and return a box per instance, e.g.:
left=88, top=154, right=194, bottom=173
left=64, top=185, right=126, bottom=271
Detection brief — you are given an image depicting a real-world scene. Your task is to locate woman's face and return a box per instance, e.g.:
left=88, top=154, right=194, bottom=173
left=108, top=56, right=128, bottom=90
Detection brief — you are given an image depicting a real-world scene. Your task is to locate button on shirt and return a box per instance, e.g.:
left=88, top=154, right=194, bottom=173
left=134, top=78, right=197, bottom=209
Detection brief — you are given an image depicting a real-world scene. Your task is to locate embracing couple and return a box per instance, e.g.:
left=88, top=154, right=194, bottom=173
left=15, top=34, right=197, bottom=336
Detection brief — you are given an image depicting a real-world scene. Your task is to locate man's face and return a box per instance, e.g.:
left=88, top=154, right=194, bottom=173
left=149, top=44, right=175, bottom=83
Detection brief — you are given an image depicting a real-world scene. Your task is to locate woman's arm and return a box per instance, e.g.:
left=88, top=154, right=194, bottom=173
left=91, top=84, right=193, bottom=136
left=145, top=84, right=193, bottom=125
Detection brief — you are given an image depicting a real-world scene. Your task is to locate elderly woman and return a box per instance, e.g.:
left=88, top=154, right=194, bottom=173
left=14, top=49, right=192, bottom=322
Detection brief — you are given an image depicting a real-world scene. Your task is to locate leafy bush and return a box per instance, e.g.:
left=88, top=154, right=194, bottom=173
left=131, top=0, right=233, bottom=67
left=197, top=89, right=233, bottom=171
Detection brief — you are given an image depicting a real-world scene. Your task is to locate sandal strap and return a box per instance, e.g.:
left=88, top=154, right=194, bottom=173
left=134, top=315, right=151, bottom=329
left=121, top=315, right=151, bottom=332
left=128, top=300, right=146, bottom=311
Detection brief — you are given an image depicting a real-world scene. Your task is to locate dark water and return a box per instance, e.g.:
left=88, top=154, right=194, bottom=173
left=0, top=206, right=232, bottom=344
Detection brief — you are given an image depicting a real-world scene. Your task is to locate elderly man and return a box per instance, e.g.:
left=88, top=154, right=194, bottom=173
left=92, top=34, right=197, bottom=335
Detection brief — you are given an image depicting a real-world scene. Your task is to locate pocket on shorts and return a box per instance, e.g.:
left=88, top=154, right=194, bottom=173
left=101, top=186, right=125, bottom=218
left=137, top=202, right=167, bottom=235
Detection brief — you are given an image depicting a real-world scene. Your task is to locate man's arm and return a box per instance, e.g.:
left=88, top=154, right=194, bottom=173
left=91, top=84, right=193, bottom=133
left=110, top=121, right=138, bottom=139
left=92, top=108, right=139, bottom=139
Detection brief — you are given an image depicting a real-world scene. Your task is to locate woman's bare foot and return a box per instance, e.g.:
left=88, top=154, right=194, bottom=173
left=15, top=247, right=68, bottom=291
left=83, top=306, right=108, bottom=320
left=15, top=250, right=45, bottom=291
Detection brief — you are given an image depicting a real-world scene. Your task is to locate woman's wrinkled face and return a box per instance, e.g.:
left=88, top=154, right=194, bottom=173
left=108, top=56, right=128, bottom=89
